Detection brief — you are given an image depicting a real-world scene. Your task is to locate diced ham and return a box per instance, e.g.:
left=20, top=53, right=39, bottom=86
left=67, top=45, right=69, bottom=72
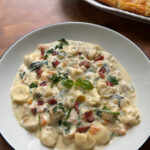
left=74, top=100, right=80, bottom=114
left=40, top=48, right=45, bottom=56
left=106, top=81, right=114, bottom=86
left=36, top=69, right=43, bottom=75
left=79, top=61, right=90, bottom=69
left=78, top=52, right=82, bottom=55
left=40, top=81, right=47, bottom=86
left=31, top=108, right=37, bottom=115
left=52, top=52, right=57, bottom=56
left=37, top=100, right=44, bottom=105
left=84, top=111, right=95, bottom=123
left=94, top=55, right=104, bottom=61
left=48, top=98, right=57, bottom=105
left=99, top=72, right=105, bottom=79
left=99, top=66, right=106, bottom=73
left=52, top=60, right=60, bottom=68
left=77, top=126, right=90, bottom=133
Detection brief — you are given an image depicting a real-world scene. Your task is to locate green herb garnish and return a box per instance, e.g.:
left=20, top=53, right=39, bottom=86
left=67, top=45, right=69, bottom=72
left=63, top=121, right=71, bottom=134
left=49, top=74, right=61, bottom=87
left=62, top=79, right=74, bottom=88
left=100, top=106, right=120, bottom=120
left=55, top=38, right=69, bottom=49
left=30, top=82, right=38, bottom=88
left=49, top=72, right=68, bottom=87
left=59, top=38, right=69, bottom=45
left=95, top=109, right=101, bottom=117
left=29, top=60, right=48, bottom=71
left=19, top=71, right=25, bottom=80
left=52, top=103, right=66, bottom=113
left=65, top=108, right=72, bottom=121
left=44, top=54, right=48, bottom=59
left=75, top=78, right=94, bottom=90
left=61, top=78, right=94, bottom=90
left=107, top=75, right=119, bottom=85
left=46, top=48, right=55, bottom=54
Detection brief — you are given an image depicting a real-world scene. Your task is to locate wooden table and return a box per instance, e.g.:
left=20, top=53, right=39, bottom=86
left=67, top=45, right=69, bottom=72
left=0, top=0, right=149, bottom=149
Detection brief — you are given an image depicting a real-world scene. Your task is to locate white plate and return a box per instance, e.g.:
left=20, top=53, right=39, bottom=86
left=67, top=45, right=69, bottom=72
left=0, top=22, right=150, bottom=150
left=84, top=0, right=150, bottom=24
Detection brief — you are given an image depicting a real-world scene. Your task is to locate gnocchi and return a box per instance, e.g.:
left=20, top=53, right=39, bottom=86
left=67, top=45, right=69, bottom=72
left=10, top=39, right=140, bottom=150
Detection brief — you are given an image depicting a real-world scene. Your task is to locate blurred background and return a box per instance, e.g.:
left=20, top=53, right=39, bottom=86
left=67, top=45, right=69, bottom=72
left=0, top=0, right=149, bottom=149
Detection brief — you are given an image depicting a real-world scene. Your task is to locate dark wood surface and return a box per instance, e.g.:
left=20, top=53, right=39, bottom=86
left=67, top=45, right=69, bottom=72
left=0, top=0, right=149, bottom=149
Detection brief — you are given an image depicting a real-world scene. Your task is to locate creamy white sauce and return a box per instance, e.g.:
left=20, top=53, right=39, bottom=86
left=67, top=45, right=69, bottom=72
left=10, top=39, right=140, bottom=150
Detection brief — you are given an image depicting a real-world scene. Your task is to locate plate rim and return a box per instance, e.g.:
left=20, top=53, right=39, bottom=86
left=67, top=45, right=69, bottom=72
left=0, top=22, right=149, bottom=62
left=0, top=22, right=150, bottom=150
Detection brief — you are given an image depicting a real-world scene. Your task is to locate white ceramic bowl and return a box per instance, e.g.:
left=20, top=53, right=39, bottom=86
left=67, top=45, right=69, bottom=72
left=0, top=22, right=150, bottom=150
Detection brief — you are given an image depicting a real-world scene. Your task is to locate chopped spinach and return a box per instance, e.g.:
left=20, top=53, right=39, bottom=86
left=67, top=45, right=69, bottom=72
left=19, top=71, right=25, bottom=80
left=111, top=94, right=124, bottom=107
left=94, top=106, right=120, bottom=120
left=64, top=108, right=72, bottom=121
left=44, top=54, right=48, bottom=59
left=107, top=75, right=119, bottom=85
left=29, top=60, right=48, bottom=71
left=49, top=74, right=62, bottom=87
left=46, top=48, right=55, bottom=54
left=63, top=121, right=71, bottom=134
left=30, top=82, right=38, bottom=88
left=53, top=103, right=66, bottom=113
left=55, top=38, right=69, bottom=50
left=49, top=72, right=68, bottom=87
left=95, top=109, right=101, bottom=117
left=59, top=38, right=69, bottom=45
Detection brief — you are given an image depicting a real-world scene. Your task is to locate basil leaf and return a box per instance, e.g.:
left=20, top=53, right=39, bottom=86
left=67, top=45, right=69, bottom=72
left=75, top=78, right=94, bottom=90
left=30, top=82, right=38, bottom=88
left=29, top=60, right=48, bottom=71
left=107, top=75, right=118, bottom=85
left=62, top=79, right=74, bottom=88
